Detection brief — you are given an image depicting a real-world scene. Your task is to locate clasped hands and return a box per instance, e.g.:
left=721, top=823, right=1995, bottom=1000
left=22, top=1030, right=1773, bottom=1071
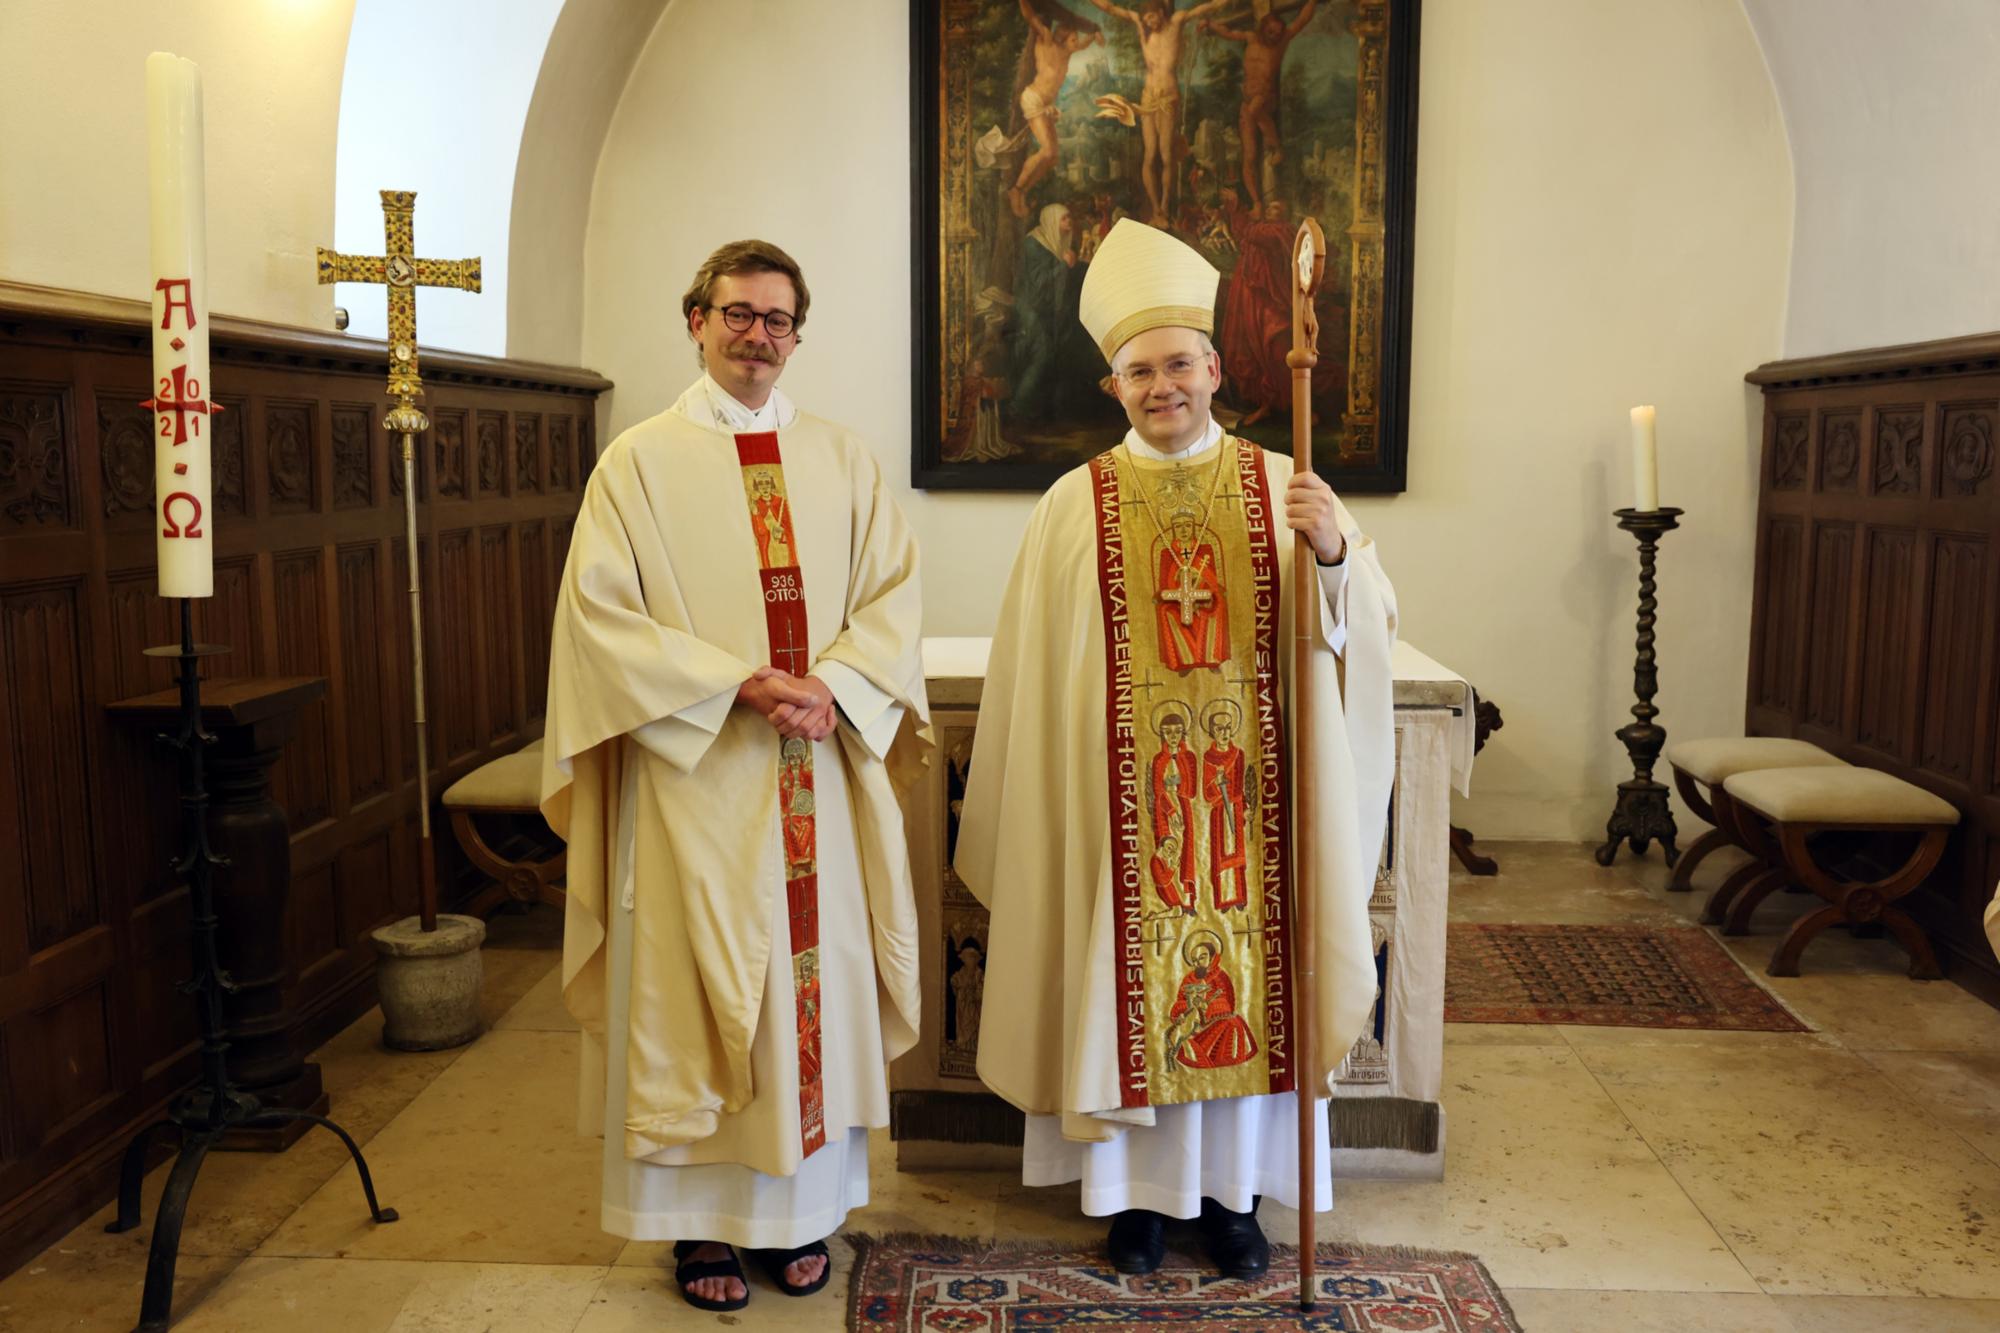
left=737, top=665, right=837, bottom=741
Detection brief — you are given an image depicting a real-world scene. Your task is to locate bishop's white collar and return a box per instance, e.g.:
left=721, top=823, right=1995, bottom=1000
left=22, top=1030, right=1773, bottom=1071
left=1122, top=415, right=1223, bottom=462
left=670, top=372, right=798, bottom=434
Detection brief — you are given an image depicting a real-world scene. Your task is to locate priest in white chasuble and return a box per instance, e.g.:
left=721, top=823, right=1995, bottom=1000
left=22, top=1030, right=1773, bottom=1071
left=540, top=239, right=927, bottom=1314
left=956, top=219, right=1396, bottom=1279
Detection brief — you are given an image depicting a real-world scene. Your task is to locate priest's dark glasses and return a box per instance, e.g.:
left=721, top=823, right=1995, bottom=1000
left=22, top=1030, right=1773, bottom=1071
left=706, top=303, right=797, bottom=338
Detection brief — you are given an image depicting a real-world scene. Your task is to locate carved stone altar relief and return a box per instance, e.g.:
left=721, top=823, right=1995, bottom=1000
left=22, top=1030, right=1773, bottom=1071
left=1335, top=919, right=1392, bottom=1087
left=937, top=722, right=986, bottom=1080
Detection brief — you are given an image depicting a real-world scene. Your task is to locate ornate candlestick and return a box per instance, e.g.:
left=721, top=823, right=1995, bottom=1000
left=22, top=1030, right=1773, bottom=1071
left=1596, top=508, right=1683, bottom=867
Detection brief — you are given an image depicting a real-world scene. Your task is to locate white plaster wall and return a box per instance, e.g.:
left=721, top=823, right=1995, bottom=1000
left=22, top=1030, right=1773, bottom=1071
left=334, top=0, right=564, bottom=355
left=582, top=0, right=1793, bottom=840
left=0, top=0, right=355, bottom=327
left=1743, top=0, right=2000, bottom=358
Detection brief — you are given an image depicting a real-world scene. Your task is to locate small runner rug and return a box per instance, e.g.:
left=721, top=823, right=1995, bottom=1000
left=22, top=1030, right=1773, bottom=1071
left=846, top=1234, right=1521, bottom=1331
left=1446, top=923, right=1809, bottom=1031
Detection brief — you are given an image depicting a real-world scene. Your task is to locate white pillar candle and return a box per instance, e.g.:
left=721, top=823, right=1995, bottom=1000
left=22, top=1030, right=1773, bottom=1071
left=145, top=52, right=214, bottom=598
left=1629, top=405, right=1659, bottom=512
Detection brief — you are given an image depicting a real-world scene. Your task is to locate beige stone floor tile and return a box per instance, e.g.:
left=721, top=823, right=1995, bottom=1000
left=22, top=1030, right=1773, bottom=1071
left=1447, top=842, right=1677, bottom=927
left=856, top=1128, right=1002, bottom=1240
left=1504, top=1288, right=1792, bottom=1332
left=1857, top=1050, right=2000, bottom=1168
left=1319, top=1044, right=1756, bottom=1292
left=476, top=945, right=566, bottom=1032
left=581, top=1253, right=854, bottom=1330
left=1445, top=1021, right=1566, bottom=1046
left=257, top=1029, right=620, bottom=1267
left=171, top=1257, right=608, bottom=1332
left=1574, top=1040, right=2000, bottom=1296
left=492, top=960, right=574, bottom=1032
left=991, top=1181, right=1117, bottom=1246
left=1728, top=946, right=2000, bottom=1052
left=1773, top=1294, right=2000, bottom=1331
left=0, top=1249, right=235, bottom=1333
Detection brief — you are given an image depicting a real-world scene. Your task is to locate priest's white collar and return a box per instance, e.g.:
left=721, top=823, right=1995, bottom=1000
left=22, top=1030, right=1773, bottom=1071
left=1122, top=415, right=1222, bottom=462
left=670, top=372, right=799, bottom=434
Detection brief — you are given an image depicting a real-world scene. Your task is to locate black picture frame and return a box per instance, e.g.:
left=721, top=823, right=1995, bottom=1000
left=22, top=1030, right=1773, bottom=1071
left=910, top=0, right=1421, bottom=492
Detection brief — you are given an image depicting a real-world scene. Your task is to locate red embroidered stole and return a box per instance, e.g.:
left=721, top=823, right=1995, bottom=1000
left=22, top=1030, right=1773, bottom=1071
left=1087, top=439, right=1294, bottom=1108
left=734, top=432, right=826, bottom=1156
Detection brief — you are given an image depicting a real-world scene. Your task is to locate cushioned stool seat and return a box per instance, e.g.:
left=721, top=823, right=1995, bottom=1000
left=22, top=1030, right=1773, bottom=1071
left=1718, top=764, right=1958, bottom=979
left=442, top=737, right=543, bottom=810
left=1663, top=736, right=1847, bottom=905
left=1664, top=737, right=1848, bottom=786
left=1724, top=766, right=1959, bottom=827
left=443, top=737, right=564, bottom=916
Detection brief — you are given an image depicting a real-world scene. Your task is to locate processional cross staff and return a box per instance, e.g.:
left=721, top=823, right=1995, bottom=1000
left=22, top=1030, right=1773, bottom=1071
left=317, top=190, right=481, bottom=932
left=1288, top=214, right=1327, bottom=1311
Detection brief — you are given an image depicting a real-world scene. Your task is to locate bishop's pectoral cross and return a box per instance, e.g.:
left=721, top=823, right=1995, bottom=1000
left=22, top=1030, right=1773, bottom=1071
left=316, top=190, right=482, bottom=402
left=1160, top=552, right=1215, bottom=626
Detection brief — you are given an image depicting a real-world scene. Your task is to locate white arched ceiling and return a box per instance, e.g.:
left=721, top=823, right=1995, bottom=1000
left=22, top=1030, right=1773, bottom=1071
left=333, top=0, right=564, bottom=355
left=504, top=0, right=671, bottom=366
left=1742, top=0, right=2000, bottom=357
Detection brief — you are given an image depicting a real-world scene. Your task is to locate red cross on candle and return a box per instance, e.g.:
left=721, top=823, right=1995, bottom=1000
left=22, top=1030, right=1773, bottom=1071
left=141, top=363, right=219, bottom=446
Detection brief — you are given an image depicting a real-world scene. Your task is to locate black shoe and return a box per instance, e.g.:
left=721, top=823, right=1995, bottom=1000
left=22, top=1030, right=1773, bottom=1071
left=1106, top=1208, right=1167, bottom=1274
left=1196, top=1195, right=1269, bottom=1278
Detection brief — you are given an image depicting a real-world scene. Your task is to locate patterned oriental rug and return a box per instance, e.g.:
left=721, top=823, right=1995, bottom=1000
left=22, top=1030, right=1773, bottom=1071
left=846, top=1235, right=1521, bottom=1332
left=1445, top=923, right=1809, bottom=1031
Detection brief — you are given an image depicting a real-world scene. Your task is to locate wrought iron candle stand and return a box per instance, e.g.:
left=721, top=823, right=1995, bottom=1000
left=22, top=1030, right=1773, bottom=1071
left=105, top=599, right=397, bottom=1332
left=1595, top=508, right=1684, bottom=867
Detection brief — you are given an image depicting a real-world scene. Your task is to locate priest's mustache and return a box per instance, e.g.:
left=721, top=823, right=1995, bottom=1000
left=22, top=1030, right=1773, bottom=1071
left=729, top=345, right=781, bottom=364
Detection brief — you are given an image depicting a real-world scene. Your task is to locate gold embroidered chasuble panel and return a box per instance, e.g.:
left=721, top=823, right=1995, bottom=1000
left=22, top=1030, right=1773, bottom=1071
left=1088, top=438, right=1295, bottom=1109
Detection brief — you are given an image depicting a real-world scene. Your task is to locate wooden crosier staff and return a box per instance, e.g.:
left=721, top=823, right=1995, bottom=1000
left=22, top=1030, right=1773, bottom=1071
left=316, top=191, right=481, bottom=931
left=1289, top=215, right=1326, bottom=1311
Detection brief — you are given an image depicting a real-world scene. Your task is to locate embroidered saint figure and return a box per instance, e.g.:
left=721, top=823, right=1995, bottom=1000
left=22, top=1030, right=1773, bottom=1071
left=747, top=469, right=796, bottom=567
left=779, top=736, right=816, bottom=879
left=1201, top=699, right=1252, bottom=911
left=1148, top=704, right=1198, bottom=902
left=1165, top=932, right=1257, bottom=1069
left=1154, top=507, right=1228, bottom=671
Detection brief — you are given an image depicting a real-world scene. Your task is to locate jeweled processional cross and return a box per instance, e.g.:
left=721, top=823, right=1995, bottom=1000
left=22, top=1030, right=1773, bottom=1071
left=1160, top=556, right=1215, bottom=625
left=316, top=190, right=481, bottom=402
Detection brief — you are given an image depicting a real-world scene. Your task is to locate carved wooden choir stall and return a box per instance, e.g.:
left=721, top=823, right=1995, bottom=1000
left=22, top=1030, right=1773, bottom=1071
left=0, top=282, right=607, bottom=1274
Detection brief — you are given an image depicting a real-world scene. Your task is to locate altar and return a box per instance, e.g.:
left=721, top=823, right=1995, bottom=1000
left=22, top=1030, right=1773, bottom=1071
left=891, top=637, right=1475, bottom=1180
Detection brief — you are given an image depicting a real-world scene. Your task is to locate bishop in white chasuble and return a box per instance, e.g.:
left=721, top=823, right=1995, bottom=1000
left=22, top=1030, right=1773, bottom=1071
left=540, top=242, right=926, bottom=1311
left=955, top=220, right=1397, bottom=1279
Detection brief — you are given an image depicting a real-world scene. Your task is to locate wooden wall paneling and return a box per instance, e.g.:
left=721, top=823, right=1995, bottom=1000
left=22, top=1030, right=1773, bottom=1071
left=1803, top=519, right=1855, bottom=734
left=436, top=529, right=478, bottom=764
left=1917, top=533, right=1989, bottom=780
left=1748, top=337, right=2000, bottom=1002
left=0, top=281, right=607, bottom=1277
left=338, top=542, right=389, bottom=805
left=1755, top=515, right=1803, bottom=714
left=479, top=524, right=516, bottom=744
left=270, top=549, right=333, bottom=830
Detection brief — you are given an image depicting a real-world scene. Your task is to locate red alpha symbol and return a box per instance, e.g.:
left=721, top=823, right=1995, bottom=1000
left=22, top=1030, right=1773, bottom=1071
left=155, top=277, right=197, bottom=331
left=142, top=363, right=217, bottom=446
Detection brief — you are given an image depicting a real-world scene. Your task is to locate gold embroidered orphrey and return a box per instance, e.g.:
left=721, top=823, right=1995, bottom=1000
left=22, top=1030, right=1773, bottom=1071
left=1090, top=437, right=1295, bottom=1110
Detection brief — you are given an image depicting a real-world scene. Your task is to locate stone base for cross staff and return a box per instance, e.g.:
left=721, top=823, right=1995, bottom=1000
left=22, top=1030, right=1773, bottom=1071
left=888, top=638, right=1476, bottom=1182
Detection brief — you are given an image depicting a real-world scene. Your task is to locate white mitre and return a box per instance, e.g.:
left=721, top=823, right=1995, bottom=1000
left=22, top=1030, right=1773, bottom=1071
left=1077, top=218, right=1220, bottom=364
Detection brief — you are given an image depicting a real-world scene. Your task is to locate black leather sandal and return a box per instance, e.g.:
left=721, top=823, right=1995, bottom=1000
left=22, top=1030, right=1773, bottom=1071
left=673, top=1239, right=750, bottom=1312
left=750, top=1238, right=833, bottom=1296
